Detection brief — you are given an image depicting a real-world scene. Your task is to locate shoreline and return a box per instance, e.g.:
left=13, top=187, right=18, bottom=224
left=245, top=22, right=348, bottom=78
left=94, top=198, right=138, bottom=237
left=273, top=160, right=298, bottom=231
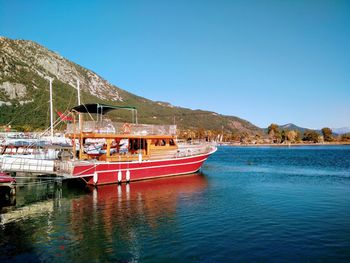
left=218, top=142, right=350, bottom=147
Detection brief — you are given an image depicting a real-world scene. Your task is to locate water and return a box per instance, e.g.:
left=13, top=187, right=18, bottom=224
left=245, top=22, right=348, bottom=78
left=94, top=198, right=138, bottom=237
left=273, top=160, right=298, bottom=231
left=1, top=145, right=350, bottom=262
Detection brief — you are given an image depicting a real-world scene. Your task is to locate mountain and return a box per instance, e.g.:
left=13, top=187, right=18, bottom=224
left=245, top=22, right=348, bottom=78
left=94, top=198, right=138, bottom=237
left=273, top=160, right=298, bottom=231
left=332, top=127, right=350, bottom=135
left=278, top=123, right=320, bottom=134
left=0, top=36, right=263, bottom=137
left=264, top=123, right=321, bottom=134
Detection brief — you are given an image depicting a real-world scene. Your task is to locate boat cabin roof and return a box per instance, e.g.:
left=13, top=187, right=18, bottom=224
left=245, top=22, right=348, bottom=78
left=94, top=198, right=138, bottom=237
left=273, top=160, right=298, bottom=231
left=66, top=133, right=175, bottom=140
left=72, top=104, right=136, bottom=115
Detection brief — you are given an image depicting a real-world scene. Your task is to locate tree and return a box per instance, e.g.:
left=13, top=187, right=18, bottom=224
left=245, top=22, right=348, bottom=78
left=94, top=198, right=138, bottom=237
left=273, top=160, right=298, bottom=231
left=229, top=131, right=240, bottom=142
left=268, top=123, right=281, bottom=143
left=286, top=130, right=298, bottom=143
left=295, top=130, right=302, bottom=142
left=341, top=133, right=350, bottom=142
left=268, top=123, right=279, bottom=135
left=281, top=130, right=287, bottom=143
left=321, top=127, right=333, bottom=142
left=195, top=128, right=206, bottom=139
left=303, top=130, right=320, bottom=143
left=240, top=132, right=249, bottom=144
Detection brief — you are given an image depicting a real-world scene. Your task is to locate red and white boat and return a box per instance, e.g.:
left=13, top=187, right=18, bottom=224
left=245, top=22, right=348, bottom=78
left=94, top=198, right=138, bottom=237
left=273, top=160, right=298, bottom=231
left=56, top=104, right=217, bottom=185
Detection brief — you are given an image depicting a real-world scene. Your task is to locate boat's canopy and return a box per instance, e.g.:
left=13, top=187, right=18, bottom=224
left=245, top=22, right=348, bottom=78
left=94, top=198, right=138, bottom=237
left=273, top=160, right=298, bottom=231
left=72, top=104, right=136, bottom=115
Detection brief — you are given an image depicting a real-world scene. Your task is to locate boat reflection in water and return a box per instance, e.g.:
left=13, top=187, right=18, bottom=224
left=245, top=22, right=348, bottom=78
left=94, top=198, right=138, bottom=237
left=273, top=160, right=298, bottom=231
left=69, top=173, right=208, bottom=261
left=75, top=172, right=207, bottom=221
left=73, top=173, right=207, bottom=227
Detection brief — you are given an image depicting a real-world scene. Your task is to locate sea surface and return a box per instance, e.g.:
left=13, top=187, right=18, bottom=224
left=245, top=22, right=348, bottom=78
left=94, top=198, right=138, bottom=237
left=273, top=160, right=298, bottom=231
left=1, top=145, right=350, bottom=262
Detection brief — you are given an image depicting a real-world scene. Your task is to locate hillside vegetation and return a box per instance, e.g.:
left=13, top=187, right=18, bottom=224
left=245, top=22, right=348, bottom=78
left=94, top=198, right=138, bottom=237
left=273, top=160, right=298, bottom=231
left=0, top=36, right=263, bottom=140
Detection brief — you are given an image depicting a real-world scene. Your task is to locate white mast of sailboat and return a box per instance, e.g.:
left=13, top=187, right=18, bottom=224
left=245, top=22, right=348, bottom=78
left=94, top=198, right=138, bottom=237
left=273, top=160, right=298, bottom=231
left=49, top=78, right=54, bottom=138
left=77, top=79, right=81, bottom=130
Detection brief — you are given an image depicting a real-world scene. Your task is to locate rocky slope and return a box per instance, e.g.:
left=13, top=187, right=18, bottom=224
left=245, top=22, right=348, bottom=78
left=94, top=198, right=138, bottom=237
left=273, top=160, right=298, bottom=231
left=0, top=36, right=122, bottom=103
left=0, top=36, right=263, bottom=138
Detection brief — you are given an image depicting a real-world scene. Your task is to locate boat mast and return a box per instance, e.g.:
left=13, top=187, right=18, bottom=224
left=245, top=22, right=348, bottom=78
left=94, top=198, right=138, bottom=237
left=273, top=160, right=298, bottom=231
left=77, top=79, right=82, bottom=131
left=49, top=78, right=54, bottom=138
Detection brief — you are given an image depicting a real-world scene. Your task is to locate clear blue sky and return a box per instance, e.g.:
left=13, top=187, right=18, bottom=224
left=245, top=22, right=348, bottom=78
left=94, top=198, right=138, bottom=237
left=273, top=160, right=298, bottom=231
left=1, top=0, right=349, bottom=129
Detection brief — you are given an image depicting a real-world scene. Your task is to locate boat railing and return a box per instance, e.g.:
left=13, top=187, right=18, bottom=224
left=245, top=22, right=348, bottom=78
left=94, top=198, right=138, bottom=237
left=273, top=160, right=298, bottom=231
left=1, top=155, right=55, bottom=173
left=176, top=140, right=217, bottom=157
left=66, top=121, right=177, bottom=136
left=177, top=139, right=217, bottom=146
left=0, top=132, right=41, bottom=139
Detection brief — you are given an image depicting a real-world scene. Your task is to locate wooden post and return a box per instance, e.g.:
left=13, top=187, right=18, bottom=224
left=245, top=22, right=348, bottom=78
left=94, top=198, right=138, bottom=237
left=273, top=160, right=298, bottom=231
left=106, top=139, right=113, bottom=158
left=79, top=134, right=84, bottom=160
left=146, top=139, right=151, bottom=156
left=72, top=112, right=76, bottom=160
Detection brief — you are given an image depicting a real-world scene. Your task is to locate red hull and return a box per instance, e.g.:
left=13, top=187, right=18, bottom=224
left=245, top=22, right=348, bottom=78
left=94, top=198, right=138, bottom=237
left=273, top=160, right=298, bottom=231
left=71, top=150, right=215, bottom=185
left=0, top=172, right=15, bottom=183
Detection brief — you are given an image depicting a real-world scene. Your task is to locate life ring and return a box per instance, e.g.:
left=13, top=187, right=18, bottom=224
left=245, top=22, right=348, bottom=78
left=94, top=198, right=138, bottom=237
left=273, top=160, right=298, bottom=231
left=122, top=123, right=131, bottom=134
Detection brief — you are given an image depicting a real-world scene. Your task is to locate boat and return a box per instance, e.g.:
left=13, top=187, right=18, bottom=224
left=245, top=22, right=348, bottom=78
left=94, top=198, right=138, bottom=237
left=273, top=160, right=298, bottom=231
left=0, top=133, right=70, bottom=174
left=0, top=78, right=73, bottom=174
left=0, top=172, right=15, bottom=185
left=55, top=103, right=217, bottom=185
left=0, top=171, right=16, bottom=196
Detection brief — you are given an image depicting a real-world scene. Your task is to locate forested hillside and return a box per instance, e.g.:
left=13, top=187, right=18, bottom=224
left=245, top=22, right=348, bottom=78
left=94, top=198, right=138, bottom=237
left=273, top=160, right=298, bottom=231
left=0, top=37, right=263, bottom=140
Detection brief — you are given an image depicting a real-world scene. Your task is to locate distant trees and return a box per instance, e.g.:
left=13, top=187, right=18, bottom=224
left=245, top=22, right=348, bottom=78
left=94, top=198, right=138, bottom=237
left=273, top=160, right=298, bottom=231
left=177, top=125, right=349, bottom=144
left=267, top=124, right=279, bottom=135
left=303, top=130, right=320, bottom=143
left=268, top=123, right=281, bottom=143
left=321, top=127, right=333, bottom=142
left=295, top=130, right=302, bottom=142
left=265, top=124, right=350, bottom=144
left=228, top=131, right=241, bottom=142
left=177, top=128, right=264, bottom=143
left=285, top=130, right=298, bottom=143
left=178, top=128, right=229, bottom=142
left=267, top=124, right=304, bottom=144
left=267, top=125, right=337, bottom=144
left=341, top=133, right=350, bottom=142
left=195, top=128, right=206, bottom=139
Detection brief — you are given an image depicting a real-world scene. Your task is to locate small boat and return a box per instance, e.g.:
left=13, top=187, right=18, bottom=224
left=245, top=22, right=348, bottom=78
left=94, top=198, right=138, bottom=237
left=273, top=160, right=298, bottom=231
left=0, top=172, right=15, bottom=183
left=56, top=103, right=217, bottom=185
left=0, top=171, right=16, bottom=196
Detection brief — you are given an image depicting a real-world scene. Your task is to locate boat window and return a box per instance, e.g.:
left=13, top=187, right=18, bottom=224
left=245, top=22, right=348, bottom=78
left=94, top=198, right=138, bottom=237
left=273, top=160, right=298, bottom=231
left=153, top=139, right=167, bottom=146
left=154, top=139, right=160, bottom=146
left=169, top=139, right=175, bottom=146
left=130, top=139, right=147, bottom=151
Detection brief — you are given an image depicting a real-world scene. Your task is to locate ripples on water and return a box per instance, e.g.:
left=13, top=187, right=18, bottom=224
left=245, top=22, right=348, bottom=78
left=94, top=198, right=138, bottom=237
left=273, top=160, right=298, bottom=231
left=0, top=145, right=350, bottom=262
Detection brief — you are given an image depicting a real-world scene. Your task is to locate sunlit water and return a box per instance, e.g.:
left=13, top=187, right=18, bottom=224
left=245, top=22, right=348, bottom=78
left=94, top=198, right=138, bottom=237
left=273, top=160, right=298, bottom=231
left=1, top=145, right=350, bottom=262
